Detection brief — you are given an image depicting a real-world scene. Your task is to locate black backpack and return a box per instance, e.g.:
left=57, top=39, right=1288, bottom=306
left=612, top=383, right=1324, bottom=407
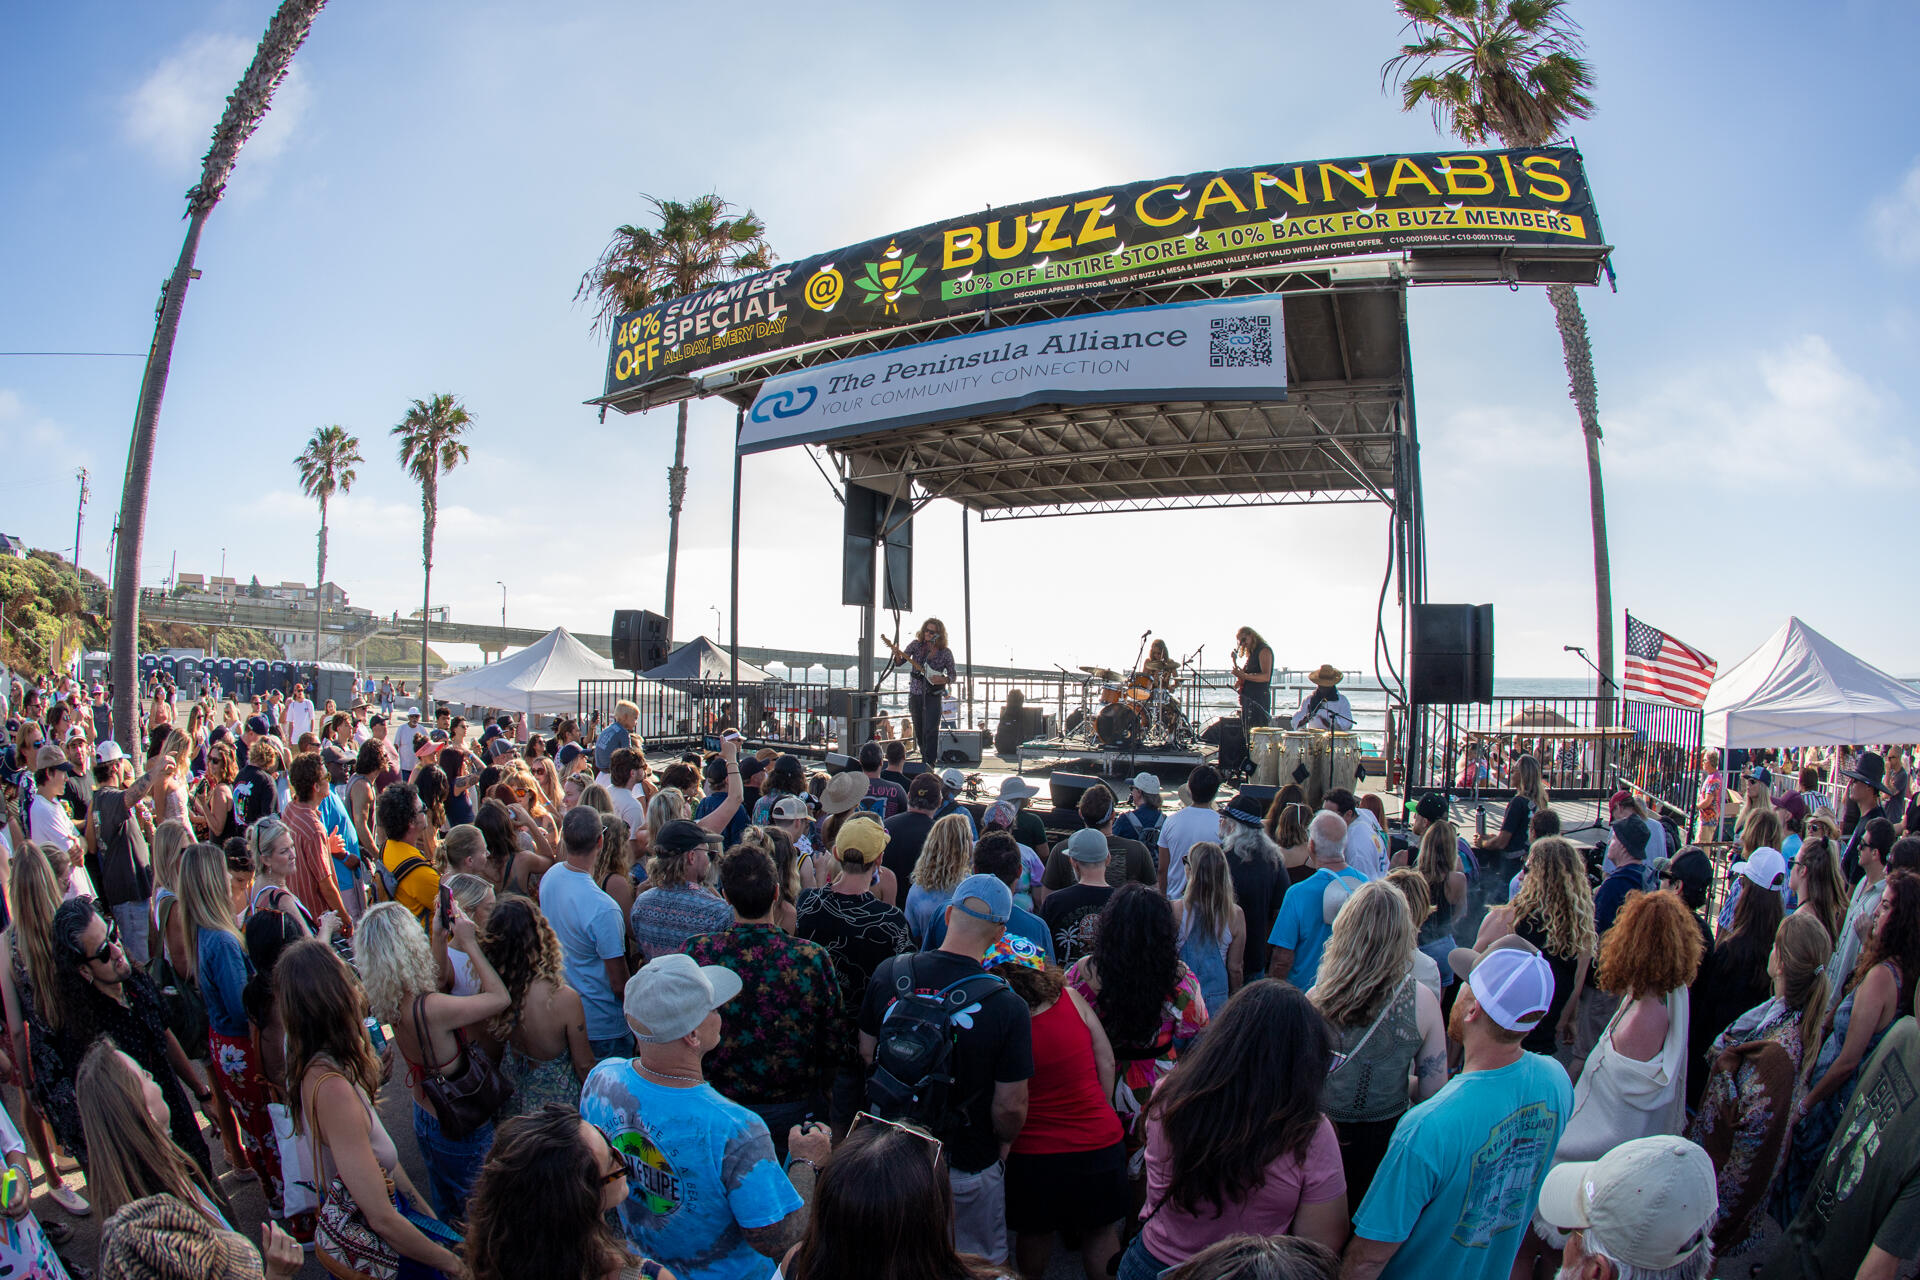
left=866, top=957, right=1007, bottom=1130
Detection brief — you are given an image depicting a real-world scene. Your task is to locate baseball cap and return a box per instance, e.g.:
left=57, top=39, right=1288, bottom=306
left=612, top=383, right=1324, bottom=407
left=1414, top=792, right=1450, bottom=823
left=1775, top=790, right=1809, bottom=823
left=1066, top=827, right=1110, bottom=862
left=368, top=713, right=387, bottom=727
left=556, top=742, right=588, bottom=765
left=623, top=953, right=743, bottom=1044
left=1747, top=764, right=1773, bottom=786
left=997, top=776, right=1038, bottom=803
left=1664, top=847, right=1714, bottom=898
left=32, top=744, right=74, bottom=773
left=407, top=709, right=421, bottom=720
left=1536, top=1136, right=1717, bottom=1272
left=1611, top=814, right=1651, bottom=860
left=907, top=772, right=944, bottom=808
left=832, top=814, right=889, bottom=866
left=948, top=872, right=1013, bottom=925
left=1462, top=944, right=1555, bottom=1033
left=1131, top=772, right=1162, bottom=796
left=1732, top=845, right=1788, bottom=891
left=939, top=767, right=965, bottom=790
left=95, top=740, right=127, bottom=764
left=769, top=794, right=809, bottom=822
left=1607, top=789, right=1634, bottom=810
left=653, top=819, right=716, bottom=856
left=245, top=715, right=270, bottom=736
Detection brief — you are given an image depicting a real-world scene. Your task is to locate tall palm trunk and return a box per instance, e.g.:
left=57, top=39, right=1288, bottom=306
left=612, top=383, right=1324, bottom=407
left=313, top=494, right=328, bottom=663
left=420, top=477, right=436, bottom=702
left=662, top=398, right=690, bottom=640
left=111, top=207, right=208, bottom=755
left=1548, top=282, right=1614, bottom=721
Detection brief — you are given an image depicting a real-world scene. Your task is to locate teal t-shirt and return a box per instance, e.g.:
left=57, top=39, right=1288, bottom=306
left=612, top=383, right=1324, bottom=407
left=1267, top=867, right=1366, bottom=989
left=580, top=1061, right=800, bottom=1280
left=1353, top=1052, right=1573, bottom=1280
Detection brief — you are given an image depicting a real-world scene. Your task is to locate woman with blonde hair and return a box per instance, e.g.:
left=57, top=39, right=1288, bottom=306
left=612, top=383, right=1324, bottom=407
left=357, top=901, right=509, bottom=1224
left=1474, top=836, right=1595, bottom=1054
left=77, top=1039, right=237, bottom=1232
left=179, top=842, right=286, bottom=1217
left=1172, top=842, right=1244, bottom=1017
left=1383, top=870, right=1442, bottom=999
left=153, top=727, right=194, bottom=827
left=477, top=896, right=594, bottom=1119
left=1263, top=790, right=1315, bottom=887
left=1474, top=753, right=1547, bottom=893
left=904, top=813, right=974, bottom=941
left=282, top=940, right=463, bottom=1278
left=645, top=786, right=689, bottom=848
left=0, top=843, right=89, bottom=1220
left=1686, top=912, right=1832, bottom=1260
left=1310, top=880, right=1445, bottom=1204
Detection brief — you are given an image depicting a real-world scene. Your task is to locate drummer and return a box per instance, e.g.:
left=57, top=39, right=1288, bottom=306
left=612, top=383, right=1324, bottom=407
left=1145, top=639, right=1180, bottom=689
left=1290, top=664, right=1355, bottom=730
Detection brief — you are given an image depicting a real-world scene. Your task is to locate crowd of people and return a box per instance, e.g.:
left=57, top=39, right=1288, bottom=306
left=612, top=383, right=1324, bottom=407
left=1, top=666, right=1917, bottom=1280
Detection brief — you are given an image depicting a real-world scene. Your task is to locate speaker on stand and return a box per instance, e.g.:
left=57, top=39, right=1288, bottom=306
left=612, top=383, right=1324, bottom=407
left=612, top=609, right=671, bottom=673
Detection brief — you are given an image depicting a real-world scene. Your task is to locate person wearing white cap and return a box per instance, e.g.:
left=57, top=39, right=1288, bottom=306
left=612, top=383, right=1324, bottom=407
left=932, top=767, right=978, bottom=836
left=1114, top=772, right=1165, bottom=846
left=579, top=952, right=830, bottom=1277
left=1535, top=1135, right=1717, bottom=1280
left=1342, top=943, right=1573, bottom=1280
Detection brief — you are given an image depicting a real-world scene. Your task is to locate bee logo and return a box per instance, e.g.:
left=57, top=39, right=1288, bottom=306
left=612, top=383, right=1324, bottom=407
left=804, top=265, right=843, bottom=312
left=854, top=240, right=927, bottom=316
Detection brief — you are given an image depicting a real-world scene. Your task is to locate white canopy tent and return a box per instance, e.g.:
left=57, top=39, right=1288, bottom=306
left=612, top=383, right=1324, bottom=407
left=429, top=626, right=621, bottom=717
left=1701, top=616, right=1920, bottom=749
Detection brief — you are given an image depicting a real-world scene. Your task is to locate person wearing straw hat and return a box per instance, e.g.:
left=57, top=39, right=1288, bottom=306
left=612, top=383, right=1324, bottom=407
left=1290, top=665, right=1354, bottom=732
left=1343, top=941, right=1572, bottom=1280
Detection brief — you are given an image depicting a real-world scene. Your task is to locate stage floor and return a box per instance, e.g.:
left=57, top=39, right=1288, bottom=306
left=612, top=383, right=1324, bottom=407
left=1014, top=736, right=1216, bottom=779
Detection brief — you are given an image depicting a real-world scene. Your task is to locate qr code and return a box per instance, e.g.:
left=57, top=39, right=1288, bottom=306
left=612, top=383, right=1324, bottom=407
left=1210, top=315, right=1273, bottom=368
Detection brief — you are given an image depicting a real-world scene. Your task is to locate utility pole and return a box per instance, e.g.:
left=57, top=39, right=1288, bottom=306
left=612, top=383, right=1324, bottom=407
left=72, top=467, right=90, bottom=572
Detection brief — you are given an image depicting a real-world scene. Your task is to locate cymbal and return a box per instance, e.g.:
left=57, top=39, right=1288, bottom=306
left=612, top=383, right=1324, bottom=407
left=1079, top=665, right=1119, bottom=680
left=1144, top=658, right=1178, bottom=671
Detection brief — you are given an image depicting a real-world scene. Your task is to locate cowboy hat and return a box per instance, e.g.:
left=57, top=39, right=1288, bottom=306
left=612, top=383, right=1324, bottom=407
left=1309, top=664, right=1344, bottom=687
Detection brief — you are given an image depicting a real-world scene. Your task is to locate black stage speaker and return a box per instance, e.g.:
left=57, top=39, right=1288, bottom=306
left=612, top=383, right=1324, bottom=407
left=1201, top=715, right=1248, bottom=774
left=1048, top=772, right=1107, bottom=813
left=1411, top=603, right=1494, bottom=704
left=823, top=752, right=857, bottom=773
left=843, top=483, right=913, bottom=610
left=611, top=609, right=670, bottom=672
left=1232, top=783, right=1279, bottom=812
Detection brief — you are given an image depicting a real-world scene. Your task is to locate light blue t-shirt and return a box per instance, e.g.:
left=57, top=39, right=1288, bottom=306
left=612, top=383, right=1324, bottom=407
left=903, top=884, right=954, bottom=943
left=538, top=863, right=628, bottom=1041
left=580, top=1060, right=800, bottom=1280
left=1268, top=867, right=1366, bottom=989
left=1353, top=1052, right=1573, bottom=1280
left=318, top=790, right=360, bottom=891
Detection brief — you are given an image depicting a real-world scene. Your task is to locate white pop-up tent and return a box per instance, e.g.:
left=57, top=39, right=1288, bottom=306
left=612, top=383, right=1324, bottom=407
left=1701, top=616, right=1920, bottom=748
left=429, top=626, right=620, bottom=717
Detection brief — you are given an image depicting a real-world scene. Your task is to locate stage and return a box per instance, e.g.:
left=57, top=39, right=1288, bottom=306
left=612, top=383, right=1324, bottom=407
left=1014, top=736, right=1215, bottom=779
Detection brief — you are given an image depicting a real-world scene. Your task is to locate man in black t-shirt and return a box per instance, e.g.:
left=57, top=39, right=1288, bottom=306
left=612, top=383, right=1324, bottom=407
left=883, top=773, right=942, bottom=884
left=860, top=872, right=1031, bottom=1265
left=880, top=740, right=912, bottom=793
left=1039, top=829, right=1115, bottom=963
left=233, top=738, right=280, bottom=827
left=1041, top=782, right=1154, bottom=893
left=858, top=742, right=908, bottom=819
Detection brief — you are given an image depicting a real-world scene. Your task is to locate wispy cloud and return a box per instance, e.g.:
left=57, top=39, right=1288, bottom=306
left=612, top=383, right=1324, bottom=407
left=1869, top=159, right=1920, bottom=267
left=122, top=34, right=311, bottom=174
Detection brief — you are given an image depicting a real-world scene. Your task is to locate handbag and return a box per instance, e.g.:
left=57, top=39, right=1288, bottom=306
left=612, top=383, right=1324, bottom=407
left=307, top=1071, right=461, bottom=1280
left=412, top=994, right=511, bottom=1140
left=150, top=896, right=210, bottom=1052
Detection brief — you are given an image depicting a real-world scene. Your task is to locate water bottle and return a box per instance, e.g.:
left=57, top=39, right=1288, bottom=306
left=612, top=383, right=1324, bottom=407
left=1475, top=806, right=1488, bottom=839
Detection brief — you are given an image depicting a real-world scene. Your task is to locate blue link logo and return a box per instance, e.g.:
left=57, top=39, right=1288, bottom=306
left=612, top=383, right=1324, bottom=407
left=750, top=386, right=817, bottom=422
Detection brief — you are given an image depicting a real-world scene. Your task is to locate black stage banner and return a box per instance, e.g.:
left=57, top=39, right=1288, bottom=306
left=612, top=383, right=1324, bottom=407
left=603, top=146, right=1602, bottom=396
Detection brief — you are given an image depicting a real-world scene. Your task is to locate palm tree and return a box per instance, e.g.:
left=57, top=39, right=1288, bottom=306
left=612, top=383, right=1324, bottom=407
left=1383, top=0, right=1615, bottom=702
left=294, top=424, right=362, bottom=664
left=392, top=394, right=473, bottom=702
left=576, top=195, right=773, bottom=643
left=108, top=0, right=326, bottom=755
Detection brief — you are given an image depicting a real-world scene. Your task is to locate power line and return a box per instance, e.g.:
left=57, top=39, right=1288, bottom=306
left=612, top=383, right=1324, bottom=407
left=0, top=351, right=145, bottom=357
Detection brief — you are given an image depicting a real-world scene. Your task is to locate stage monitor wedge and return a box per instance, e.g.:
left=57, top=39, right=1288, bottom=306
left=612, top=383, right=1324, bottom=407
left=1411, top=603, right=1494, bottom=704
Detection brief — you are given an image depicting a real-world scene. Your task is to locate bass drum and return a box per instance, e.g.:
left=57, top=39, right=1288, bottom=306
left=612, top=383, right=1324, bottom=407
left=1095, top=702, right=1143, bottom=746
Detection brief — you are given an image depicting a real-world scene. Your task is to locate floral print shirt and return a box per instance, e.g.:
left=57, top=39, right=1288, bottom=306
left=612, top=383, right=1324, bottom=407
left=1064, top=958, right=1208, bottom=1103
left=684, top=923, right=843, bottom=1107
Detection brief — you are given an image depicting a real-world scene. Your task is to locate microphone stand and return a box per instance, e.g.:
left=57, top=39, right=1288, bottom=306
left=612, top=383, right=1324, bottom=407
left=1564, top=645, right=1618, bottom=694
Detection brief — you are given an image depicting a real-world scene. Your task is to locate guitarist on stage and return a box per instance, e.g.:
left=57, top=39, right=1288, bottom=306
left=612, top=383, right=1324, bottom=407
left=885, top=618, right=956, bottom=766
left=1232, top=626, right=1275, bottom=728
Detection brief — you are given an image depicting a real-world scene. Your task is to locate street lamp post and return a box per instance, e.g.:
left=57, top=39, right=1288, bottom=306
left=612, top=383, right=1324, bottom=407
left=497, top=581, right=506, bottom=627
left=710, top=604, right=721, bottom=639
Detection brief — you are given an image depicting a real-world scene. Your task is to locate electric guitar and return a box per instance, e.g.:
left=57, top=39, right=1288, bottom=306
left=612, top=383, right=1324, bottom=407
left=883, top=634, right=950, bottom=687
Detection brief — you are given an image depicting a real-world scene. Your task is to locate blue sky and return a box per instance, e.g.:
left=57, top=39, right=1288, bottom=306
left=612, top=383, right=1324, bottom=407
left=4, top=0, right=1917, bottom=681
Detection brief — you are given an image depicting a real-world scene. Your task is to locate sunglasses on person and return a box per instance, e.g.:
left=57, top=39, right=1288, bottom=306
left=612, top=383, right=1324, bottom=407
left=590, top=1127, right=628, bottom=1185
left=850, top=1111, right=944, bottom=1168
left=80, top=913, right=121, bottom=965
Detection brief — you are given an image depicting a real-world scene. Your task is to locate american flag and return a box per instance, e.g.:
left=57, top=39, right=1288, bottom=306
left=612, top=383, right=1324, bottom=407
left=1624, top=613, right=1717, bottom=707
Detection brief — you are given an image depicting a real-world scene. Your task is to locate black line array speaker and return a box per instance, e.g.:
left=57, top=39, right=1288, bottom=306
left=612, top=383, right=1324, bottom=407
left=1411, top=603, right=1495, bottom=704
left=843, top=483, right=913, bottom=610
left=611, top=609, right=670, bottom=672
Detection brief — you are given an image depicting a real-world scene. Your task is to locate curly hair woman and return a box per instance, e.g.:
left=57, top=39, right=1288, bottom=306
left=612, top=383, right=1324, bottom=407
left=465, top=1103, right=677, bottom=1280
left=478, top=896, right=594, bottom=1119
left=1122, top=981, right=1346, bottom=1278
left=1473, top=836, right=1595, bottom=1054
left=1780, top=868, right=1920, bottom=1220
left=904, top=813, right=974, bottom=943
left=1066, top=882, right=1209, bottom=1111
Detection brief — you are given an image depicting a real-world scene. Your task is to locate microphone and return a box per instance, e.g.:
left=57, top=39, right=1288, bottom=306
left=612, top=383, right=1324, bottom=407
left=1141, top=629, right=1152, bottom=640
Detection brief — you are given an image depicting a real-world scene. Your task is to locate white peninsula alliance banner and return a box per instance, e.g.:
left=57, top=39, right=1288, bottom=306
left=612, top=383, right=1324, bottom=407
left=738, top=296, right=1287, bottom=454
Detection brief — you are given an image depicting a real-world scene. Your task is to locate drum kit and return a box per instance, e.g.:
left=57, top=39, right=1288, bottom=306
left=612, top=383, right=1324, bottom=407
left=1061, top=655, right=1195, bottom=749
